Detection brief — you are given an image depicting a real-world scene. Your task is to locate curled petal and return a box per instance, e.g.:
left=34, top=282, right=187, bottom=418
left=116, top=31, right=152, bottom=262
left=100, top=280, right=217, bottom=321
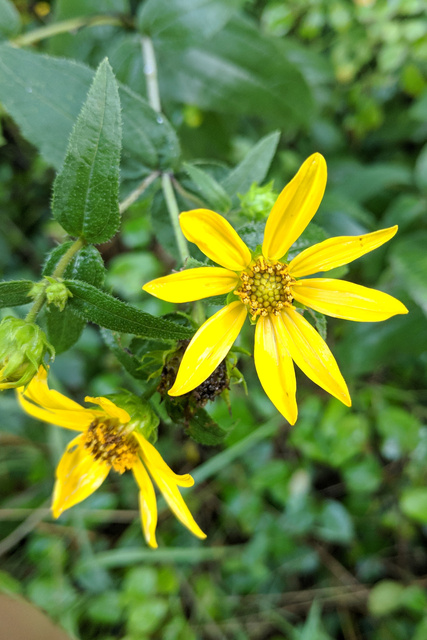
left=23, top=366, right=87, bottom=413
left=133, top=458, right=158, bottom=549
left=262, top=153, right=327, bottom=261
left=254, top=315, right=297, bottom=425
left=84, top=396, right=130, bottom=423
left=52, top=435, right=110, bottom=517
left=180, top=209, right=252, bottom=271
left=280, top=307, right=351, bottom=406
left=292, top=279, right=409, bottom=322
left=142, top=267, right=239, bottom=303
left=135, top=433, right=194, bottom=488
left=289, top=226, right=398, bottom=277
left=169, top=301, right=247, bottom=396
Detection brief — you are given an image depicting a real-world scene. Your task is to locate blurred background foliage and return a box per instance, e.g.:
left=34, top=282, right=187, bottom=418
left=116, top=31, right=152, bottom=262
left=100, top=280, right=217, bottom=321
left=1, top=0, right=427, bottom=638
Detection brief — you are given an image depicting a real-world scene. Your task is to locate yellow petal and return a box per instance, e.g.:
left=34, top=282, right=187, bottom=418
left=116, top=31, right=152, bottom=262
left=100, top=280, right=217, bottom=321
left=16, top=392, right=93, bottom=431
left=142, top=267, right=239, bottom=303
left=147, top=463, right=206, bottom=540
left=169, top=301, right=247, bottom=396
left=24, top=366, right=87, bottom=413
left=132, top=458, right=158, bottom=549
left=134, top=433, right=194, bottom=487
left=280, top=307, right=351, bottom=406
left=52, top=435, right=110, bottom=517
left=289, top=226, right=398, bottom=277
left=254, top=315, right=297, bottom=424
left=262, top=153, right=327, bottom=261
left=179, top=209, right=252, bottom=270
left=292, top=279, right=409, bottom=322
left=84, top=396, right=130, bottom=423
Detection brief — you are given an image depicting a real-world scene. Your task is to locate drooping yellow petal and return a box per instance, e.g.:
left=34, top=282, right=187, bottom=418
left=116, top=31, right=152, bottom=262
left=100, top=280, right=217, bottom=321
left=292, top=279, right=409, bottom=322
left=17, top=392, right=93, bottom=431
left=179, top=209, right=252, bottom=271
left=23, top=366, right=87, bottom=413
left=142, top=267, right=239, bottom=303
left=51, top=435, right=110, bottom=517
left=135, top=433, right=194, bottom=487
left=84, top=396, right=130, bottom=423
left=169, top=301, right=247, bottom=396
left=254, top=315, right=297, bottom=425
left=289, top=226, right=398, bottom=277
left=262, top=153, right=327, bottom=261
left=147, top=462, right=206, bottom=541
left=280, top=307, right=351, bottom=406
left=132, top=457, right=158, bottom=549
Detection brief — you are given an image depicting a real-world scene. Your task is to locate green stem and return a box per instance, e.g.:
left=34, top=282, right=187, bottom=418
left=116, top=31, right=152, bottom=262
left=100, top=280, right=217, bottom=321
left=119, top=171, right=160, bottom=214
left=25, top=238, right=84, bottom=323
left=11, top=15, right=124, bottom=47
left=140, top=36, right=190, bottom=265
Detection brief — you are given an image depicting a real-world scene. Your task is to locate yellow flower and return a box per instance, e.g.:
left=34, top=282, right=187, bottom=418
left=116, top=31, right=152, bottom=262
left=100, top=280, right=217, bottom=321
left=17, top=367, right=206, bottom=548
left=143, top=153, right=408, bottom=425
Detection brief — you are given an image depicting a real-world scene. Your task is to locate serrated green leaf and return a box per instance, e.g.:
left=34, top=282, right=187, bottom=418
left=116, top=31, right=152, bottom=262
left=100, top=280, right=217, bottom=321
left=0, top=45, right=180, bottom=189
left=52, top=59, right=121, bottom=243
left=0, top=0, right=21, bottom=39
left=43, top=243, right=105, bottom=288
left=186, top=408, right=228, bottom=446
left=0, top=280, right=33, bottom=308
left=137, top=0, right=244, bottom=45
left=183, top=162, right=231, bottom=213
left=222, top=131, right=280, bottom=201
left=64, top=280, right=193, bottom=340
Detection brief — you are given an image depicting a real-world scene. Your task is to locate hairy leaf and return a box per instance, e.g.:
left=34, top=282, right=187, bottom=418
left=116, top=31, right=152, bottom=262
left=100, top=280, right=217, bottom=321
left=0, top=280, right=33, bottom=308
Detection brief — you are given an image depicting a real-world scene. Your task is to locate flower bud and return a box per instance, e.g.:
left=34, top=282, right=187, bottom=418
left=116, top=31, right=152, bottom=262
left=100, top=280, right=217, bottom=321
left=238, top=181, right=278, bottom=221
left=29, top=277, right=73, bottom=312
left=0, top=317, right=54, bottom=390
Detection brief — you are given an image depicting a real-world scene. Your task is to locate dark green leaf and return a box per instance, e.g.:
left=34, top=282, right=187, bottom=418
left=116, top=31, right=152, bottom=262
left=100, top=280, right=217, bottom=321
left=52, top=59, right=122, bottom=243
left=222, top=131, right=280, bottom=201
left=0, top=0, right=21, bottom=39
left=391, top=232, right=427, bottom=317
left=0, top=280, right=33, bottom=308
left=183, top=162, right=231, bottom=213
left=64, top=280, right=193, bottom=340
left=101, top=329, right=148, bottom=379
left=0, top=45, right=180, bottom=188
left=45, top=308, right=85, bottom=355
left=137, top=0, right=244, bottom=45
left=186, top=408, right=228, bottom=446
left=43, top=243, right=105, bottom=287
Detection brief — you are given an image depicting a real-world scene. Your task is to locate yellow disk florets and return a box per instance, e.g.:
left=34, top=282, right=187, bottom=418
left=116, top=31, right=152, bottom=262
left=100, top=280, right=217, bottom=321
left=84, top=418, right=138, bottom=474
left=235, top=256, right=295, bottom=319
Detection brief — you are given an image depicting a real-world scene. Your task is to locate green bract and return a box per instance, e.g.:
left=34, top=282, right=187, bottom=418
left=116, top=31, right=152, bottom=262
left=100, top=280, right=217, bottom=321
left=0, top=317, right=54, bottom=390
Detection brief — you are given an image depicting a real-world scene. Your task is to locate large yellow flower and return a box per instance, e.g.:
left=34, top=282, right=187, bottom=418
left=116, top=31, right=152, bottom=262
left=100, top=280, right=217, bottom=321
left=143, top=153, right=408, bottom=424
left=17, top=367, right=206, bottom=548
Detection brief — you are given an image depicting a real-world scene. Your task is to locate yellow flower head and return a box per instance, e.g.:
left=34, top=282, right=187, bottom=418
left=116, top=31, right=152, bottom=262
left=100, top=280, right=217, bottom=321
left=17, top=367, right=206, bottom=548
left=143, top=153, right=408, bottom=425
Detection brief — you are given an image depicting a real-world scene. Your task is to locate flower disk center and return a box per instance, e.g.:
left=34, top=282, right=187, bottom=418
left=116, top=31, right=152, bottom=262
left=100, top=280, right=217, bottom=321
left=84, top=418, right=138, bottom=474
left=235, top=257, right=295, bottom=319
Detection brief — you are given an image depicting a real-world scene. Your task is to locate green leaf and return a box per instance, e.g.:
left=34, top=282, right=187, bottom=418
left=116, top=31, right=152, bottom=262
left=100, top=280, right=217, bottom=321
left=222, top=131, right=280, bottom=200
left=0, top=45, right=180, bottom=187
left=391, top=232, right=427, bottom=317
left=186, top=408, right=228, bottom=446
left=0, top=0, right=21, bottom=39
left=183, top=162, right=231, bottom=213
left=315, top=500, right=354, bottom=544
left=368, top=580, right=405, bottom=617
left=101, top=329, right=148, bottom=379
left=400, top=487, right=427, bottom=524
left=157, top=17, right=313, bottom=128
left=137, top=0, right=244, bottom=45
left=52, top=59, right=122, bottom=243
left=45, top=308, right=85, bottom=355
left=64, top=280, right=193, bottom=340
left=0, top=280, right=33, bottom=308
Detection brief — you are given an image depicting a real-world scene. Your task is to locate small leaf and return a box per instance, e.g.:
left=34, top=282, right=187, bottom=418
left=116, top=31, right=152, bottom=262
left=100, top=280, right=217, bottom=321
left=43, top=243, right=106, bottom=288
left=0, top=280, right=33, bottom=308
left=186, top=408, right=228, bottom=446
left=64, top=280, right=193, bottom=341
left=222, top=131, right=280, bottom=201
left=400, top=487, right=427, bottom=524
left=183, top=162, right=231, bottom=213
left=0, top=0, right=21, bottom=39
left=52, top=59, right=122, bottom=243
left=368, top=580, right=405, bottom=617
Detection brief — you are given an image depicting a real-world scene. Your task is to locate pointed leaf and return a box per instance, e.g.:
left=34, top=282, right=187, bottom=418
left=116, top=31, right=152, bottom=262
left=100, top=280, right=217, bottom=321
left=183, top=162, right=231, bottom=213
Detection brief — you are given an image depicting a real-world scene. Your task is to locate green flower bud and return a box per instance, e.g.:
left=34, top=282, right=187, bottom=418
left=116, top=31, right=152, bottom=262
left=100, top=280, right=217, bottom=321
left=106, top=390, right=160, bottom=443
left=29, top=277, right=73, bottom=312
left=0, top=317, right=55, bottom=390
left=238, top=181, right=279, bottom=221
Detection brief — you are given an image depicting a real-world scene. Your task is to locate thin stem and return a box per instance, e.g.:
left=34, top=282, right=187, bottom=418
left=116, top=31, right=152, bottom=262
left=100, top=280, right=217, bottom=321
left=140, top=36, right=162, bottom=113
left=11, top=15, right=124, bottom=47
left=25, top=237, right=84, bottom=323
left=119, top=171, right=160, bottom=214
left=162, top=173, right=190, bottom=263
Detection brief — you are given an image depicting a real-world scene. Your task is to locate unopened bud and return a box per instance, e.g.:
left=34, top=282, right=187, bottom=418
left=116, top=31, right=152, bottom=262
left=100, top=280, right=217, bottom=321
left=0, top=317, right=55, bottom=390
left=238, top=181, right=278, bottom=221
